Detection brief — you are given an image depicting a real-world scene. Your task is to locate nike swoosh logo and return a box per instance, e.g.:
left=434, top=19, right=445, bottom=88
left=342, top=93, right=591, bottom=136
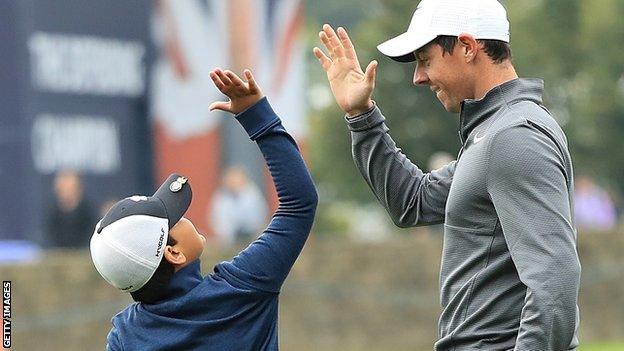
left=473, top=132, right=486, bottom=144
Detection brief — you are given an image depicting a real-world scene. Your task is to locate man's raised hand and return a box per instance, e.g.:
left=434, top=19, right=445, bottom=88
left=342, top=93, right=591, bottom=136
left=209, top=68, right=263, bottom=115
left=313, top=24, right=377, bottom=117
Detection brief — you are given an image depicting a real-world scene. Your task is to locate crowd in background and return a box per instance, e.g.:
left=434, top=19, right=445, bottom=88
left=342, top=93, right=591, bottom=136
left=43, top=163, right=621, bottom=250
left=44, top=167, right=271, bottom=249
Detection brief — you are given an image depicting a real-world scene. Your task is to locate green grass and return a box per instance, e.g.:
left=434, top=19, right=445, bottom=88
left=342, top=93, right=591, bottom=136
left=579, top=342, right=624, bottom=351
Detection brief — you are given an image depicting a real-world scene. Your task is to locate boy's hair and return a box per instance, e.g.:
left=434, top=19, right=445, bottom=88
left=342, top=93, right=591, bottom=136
left=130, top=235, right=178, bottom=304
left=422, top=35, right=512, bottom=64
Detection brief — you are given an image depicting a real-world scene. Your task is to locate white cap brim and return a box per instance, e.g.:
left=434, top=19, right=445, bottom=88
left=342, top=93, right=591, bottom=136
left=377, top=31, right=437, bottom=63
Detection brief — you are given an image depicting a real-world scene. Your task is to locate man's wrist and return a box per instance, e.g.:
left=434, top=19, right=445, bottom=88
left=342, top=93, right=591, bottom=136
left=346, top=101, right=375, bottom=119
left=344, top=101, right=384, bottom=132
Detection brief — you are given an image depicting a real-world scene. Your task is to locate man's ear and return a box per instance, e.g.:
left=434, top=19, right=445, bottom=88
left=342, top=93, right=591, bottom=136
left=163, top=244, right=187, bottom=267
left=457, top=33, right=479, bottom=63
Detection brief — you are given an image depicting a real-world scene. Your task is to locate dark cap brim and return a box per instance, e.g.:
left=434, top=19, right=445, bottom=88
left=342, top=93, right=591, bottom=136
left=152, top=173, right=192, bottom=229
left=387, top=52, right=417, bottom=63
left=377, top=30, right=436, bottom=63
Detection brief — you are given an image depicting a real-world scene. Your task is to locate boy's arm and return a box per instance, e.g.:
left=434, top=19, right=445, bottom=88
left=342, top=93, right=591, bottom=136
left=217, top=97, right=317, bottom=292
left=106, top=325, right=122, bottom=351
left=208, top=69, right=318, bottom=292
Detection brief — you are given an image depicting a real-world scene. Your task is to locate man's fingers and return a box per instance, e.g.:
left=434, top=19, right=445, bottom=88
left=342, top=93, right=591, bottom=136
left=319, top=31, right=335, bottom=59
left=209, top=100, right=232, bottom=112
left=323, top=24, right=345, bottom=58
left=243, top=69, right=260, bottom=94
left=337, top=27, right=358, bottom=62
left=313, top=47, right=332, bottom=71
left=365, top=60, right=378, bottom=84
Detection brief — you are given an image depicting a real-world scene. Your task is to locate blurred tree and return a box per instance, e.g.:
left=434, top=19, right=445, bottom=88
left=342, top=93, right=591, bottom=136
left=305, top=0, right=380, bottom=30
left=510, top=0, right=624, bottom=196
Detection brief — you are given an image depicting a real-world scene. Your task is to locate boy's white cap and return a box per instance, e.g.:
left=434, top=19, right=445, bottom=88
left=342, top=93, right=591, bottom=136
left=377, top=0, right=510, bottom=62
left=90, top=173, right=192, bottom=293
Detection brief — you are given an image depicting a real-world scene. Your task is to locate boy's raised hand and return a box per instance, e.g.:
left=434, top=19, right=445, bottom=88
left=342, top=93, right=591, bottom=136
left=209, top=68, right=264, bottom=115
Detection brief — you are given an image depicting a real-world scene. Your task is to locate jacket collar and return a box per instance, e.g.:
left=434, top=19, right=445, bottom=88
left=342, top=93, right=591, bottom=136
left=160, top=259, right=203, bottom=300
left=458, top=78, right=544, bottom=143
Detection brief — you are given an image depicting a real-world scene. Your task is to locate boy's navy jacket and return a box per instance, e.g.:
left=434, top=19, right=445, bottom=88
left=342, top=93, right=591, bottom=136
left=106, top=97, right=318, bottom=351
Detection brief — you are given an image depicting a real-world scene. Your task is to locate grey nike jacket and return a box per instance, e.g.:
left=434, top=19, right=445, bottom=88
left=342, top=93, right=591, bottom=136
left=345, top=78, right=580, bottom=350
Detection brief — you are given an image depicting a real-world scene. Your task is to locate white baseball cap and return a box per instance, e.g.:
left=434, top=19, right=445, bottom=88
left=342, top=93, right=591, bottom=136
left=377, top=0, right=510, bottom=62
left=90, top=173, right=192, bottom=293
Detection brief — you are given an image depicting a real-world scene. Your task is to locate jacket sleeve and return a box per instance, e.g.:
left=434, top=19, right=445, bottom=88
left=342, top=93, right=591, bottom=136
left=216, top=97, right=318, bottom=293
left=486, top=124, right=580, bottom=351
left=346, top=104, right=455, bottom=227
left=106, top=324, right=122, bottom=351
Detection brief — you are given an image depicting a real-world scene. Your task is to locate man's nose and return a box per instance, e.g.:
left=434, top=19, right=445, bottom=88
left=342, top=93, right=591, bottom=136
left=413, top=65, right=428, bottom=85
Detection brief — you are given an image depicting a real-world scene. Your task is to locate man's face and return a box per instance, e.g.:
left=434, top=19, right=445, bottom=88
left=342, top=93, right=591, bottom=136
left=168, top=217, right=206, bottom=264
left=54, top=171, right=82, bottom=209
left=413, top=42, right=471, bottom=113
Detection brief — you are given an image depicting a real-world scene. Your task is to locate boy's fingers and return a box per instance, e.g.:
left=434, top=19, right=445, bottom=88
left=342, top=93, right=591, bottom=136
left=209, top=71, right=226, bottom=92
left=225, top=70, right=245, bottom=88
left=313, top=47, right=332, bottom=71
left=216, top=68, right=233, bottom=86
left=209, top=100, right=232, bottom=112
left=244, top=69, right=260, bottom=94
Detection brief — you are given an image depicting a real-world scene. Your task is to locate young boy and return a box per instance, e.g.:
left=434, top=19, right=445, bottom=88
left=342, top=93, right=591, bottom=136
left=90, top=68, right=318, bottom=350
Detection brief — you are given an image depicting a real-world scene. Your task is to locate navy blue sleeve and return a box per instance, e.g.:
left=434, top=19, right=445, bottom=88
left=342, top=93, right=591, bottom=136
left=106, top=324, right=122, bottom=351
left=215, top=97, right=318, bottom=293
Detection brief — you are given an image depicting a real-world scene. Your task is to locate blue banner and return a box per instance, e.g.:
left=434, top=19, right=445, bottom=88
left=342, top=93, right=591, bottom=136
left=0, top=0, right=152, bottom=246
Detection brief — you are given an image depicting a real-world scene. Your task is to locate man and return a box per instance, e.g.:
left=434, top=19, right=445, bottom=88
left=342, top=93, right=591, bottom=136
left=91, top=68, right=317, bottom=350
left=210, top=166, right=268, bottom=247
left=314, top=0, right=580, bottom=349
left=46, top=170, right=96, bottom=248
